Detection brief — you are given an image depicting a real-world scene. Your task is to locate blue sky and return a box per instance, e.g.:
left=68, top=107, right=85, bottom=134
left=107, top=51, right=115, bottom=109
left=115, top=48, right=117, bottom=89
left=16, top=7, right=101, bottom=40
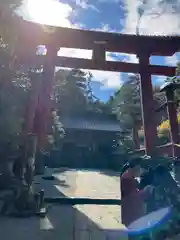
left=20, top=0, right=180, bottom=102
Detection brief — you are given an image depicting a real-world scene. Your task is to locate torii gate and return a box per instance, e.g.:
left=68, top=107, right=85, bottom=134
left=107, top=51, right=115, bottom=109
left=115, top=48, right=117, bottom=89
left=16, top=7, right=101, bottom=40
left=16, top=19, right=180, bottom=156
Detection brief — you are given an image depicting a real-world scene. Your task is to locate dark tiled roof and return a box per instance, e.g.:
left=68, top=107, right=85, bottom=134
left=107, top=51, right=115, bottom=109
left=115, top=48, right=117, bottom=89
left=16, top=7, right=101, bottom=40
left=60, top=116, right=122, bottom=132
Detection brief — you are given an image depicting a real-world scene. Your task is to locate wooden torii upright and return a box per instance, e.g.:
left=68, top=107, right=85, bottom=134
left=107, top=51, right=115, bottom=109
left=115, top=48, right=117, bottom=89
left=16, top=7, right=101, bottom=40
left=16, top=19, right=180, bottom=156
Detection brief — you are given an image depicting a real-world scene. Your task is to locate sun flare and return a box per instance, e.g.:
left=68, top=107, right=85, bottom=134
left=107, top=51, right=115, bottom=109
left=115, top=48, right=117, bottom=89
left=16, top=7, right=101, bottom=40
left=26, top=0, right=72, bottom=26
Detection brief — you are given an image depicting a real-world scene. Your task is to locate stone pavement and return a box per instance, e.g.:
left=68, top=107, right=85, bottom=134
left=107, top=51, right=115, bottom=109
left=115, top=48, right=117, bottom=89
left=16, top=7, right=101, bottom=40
left=0, top=169, right=128, bottom=240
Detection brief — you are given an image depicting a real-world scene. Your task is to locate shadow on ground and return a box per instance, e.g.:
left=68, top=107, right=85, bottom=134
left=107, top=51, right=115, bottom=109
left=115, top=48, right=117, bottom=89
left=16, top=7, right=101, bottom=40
left=0, top=171, right=127, bottom=240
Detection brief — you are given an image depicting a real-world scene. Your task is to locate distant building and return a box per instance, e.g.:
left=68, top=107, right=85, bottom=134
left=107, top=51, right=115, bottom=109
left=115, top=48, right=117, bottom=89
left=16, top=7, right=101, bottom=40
left=49, top=112, right=123, bottom=169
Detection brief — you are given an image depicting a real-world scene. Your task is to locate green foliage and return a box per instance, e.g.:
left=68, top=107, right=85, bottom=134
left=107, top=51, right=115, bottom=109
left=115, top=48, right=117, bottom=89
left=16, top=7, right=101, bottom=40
left=0, top=1, right=22, bottom=49
left=109, top=74, right=141, bottom=149
left=176, top=62, right=180, bottom=76
left=157, top=63, right=180, bottom=139
left=54, top=69, right=89, bottom=113
left=110, top=73, right=170, bottom=150
left=118, top=136, right=135, bottom=153
left=53, top=68, right=110, bottom=115
left=111, top=74, right=141, bottom=128
left=165, top=62, right=180, bottom=103
left=0, top=0, right=28, bottom=142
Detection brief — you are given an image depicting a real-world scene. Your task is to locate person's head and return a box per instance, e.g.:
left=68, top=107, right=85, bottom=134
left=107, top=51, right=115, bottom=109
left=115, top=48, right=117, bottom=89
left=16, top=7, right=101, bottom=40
left=129, top=158, right=142, bottom=177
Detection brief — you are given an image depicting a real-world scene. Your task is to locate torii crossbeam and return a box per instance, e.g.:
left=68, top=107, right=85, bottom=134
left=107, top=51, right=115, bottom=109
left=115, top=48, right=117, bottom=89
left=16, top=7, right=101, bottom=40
left=15, top=19, right=180, bottom=155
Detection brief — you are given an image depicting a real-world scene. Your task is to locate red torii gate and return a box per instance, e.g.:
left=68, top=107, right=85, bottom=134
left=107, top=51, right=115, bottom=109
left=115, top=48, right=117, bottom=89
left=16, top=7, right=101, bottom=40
left=16, top=19, right=180, bottom=155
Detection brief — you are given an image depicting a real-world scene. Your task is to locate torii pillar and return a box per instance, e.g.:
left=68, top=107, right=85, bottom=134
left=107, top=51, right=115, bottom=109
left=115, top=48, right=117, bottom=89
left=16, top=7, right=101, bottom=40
left=24, top=43, right=58, bottom=174
left=137, top=51, right=157, bottom=155
left=37, top=43, right=58, bottom=150
left=33, top=43, right=58, bottom=174
left=160, top=82, right=180, bottom=157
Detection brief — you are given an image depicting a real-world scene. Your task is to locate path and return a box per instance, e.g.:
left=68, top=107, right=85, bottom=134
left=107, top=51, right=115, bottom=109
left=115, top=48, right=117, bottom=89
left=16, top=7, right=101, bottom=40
left=0, top=169, right=128, bottom=240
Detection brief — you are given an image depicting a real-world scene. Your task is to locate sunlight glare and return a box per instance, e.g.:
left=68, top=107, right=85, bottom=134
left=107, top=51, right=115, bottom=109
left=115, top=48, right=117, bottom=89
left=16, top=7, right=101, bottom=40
left=40, top=216, right=54, bottom=230
left=27, top=0, right=72, bottom=26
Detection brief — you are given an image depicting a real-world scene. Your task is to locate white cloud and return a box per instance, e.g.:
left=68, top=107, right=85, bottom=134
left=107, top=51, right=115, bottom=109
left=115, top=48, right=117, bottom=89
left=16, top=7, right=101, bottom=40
left=125, top=54, right=139, bottom=63
left=122, top=0, right=139, bottom=34
left=58, top=47, right=122, bottom=89
left=58, top=48, right=92, bottom=59
left=91, top=70, right=121, bottom=89
left=165, top=55, right=178, bottom=66
left=140, top=13, right=180, bottom=35
left=106, top=51, right=139, bottom=63
left=106, top=52, right=124, bottom=61
left=75, top=0, right=99, bottom=11
left=154, top=75, right=167, bottom=83
left=165, top=53, right=180, bottom=66
left=97, top=0, right=121, bottom=2
left=91, top=23, right=119, bottom=33
left=123, top=0, right=180, bottom=35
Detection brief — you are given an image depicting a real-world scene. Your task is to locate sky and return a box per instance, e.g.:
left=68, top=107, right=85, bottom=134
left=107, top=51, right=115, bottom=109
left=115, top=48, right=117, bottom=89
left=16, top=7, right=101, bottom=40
left=19, top=0, right=180, bottom=101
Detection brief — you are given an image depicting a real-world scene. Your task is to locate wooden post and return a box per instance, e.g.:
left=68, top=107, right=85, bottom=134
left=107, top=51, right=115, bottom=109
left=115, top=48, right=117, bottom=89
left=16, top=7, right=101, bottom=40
left=138, top=52, right=157, bottom=155
left=93, top=41, right=106, bottom=63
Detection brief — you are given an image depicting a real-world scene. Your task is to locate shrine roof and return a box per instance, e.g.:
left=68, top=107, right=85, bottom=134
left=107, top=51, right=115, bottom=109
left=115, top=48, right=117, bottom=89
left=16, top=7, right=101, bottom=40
left=60, top=115, right=122, bottom=132
left=17, top=19, right=180, bottom=56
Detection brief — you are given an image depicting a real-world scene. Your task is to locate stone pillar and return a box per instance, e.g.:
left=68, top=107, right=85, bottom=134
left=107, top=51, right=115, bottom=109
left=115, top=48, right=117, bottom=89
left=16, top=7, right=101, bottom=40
left=138, top=52, right=157, bottom=155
